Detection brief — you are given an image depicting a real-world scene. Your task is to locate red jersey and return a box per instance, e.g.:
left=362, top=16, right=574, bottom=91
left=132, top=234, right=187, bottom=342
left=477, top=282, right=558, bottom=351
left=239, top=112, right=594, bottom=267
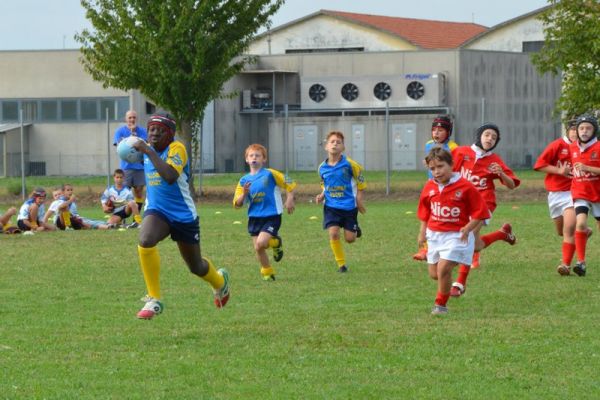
left=452, top=145, right=521, bottom=213
left=533, top=137, right=572, bottom=192
left=570, top=139, right=600, bottom=202
left=417, top=173, right=490, bottom=232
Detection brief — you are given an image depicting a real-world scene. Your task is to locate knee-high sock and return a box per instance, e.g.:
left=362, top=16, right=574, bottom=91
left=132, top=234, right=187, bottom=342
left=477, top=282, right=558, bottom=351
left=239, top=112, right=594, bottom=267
left=138, top=245, right=161, bottom=299
left=61, top=211, right=72, bottom=227
left=268, top=237, right=280, bottom=248
left=456, top=264, right=470, bottom=286
left=562, top=242, right=576, bottom=266
left=200, top=257, right=225, bottom=290
left=329, top=239, right=345, bottom=267
left=481, top=230, right=505, bottom=248
left=575, top=230, right=588, bottom=262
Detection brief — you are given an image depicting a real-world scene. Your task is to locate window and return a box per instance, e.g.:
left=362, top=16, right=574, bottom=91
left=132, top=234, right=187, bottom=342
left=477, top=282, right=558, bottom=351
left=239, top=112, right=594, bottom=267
left=522, top=41, right=545, bottom=53
left=61, top=100, right=78, bottom=121
left=117, top=98, right=130, bottom=119
left=100, top=99, right=116, bottom=120
left=80, top=99, right=98, bottom=120
left=22, top=101, right=38, bottom=121
left=1, top=101, right=18, bottom=121
left=41, top=100, right=58, bottom=121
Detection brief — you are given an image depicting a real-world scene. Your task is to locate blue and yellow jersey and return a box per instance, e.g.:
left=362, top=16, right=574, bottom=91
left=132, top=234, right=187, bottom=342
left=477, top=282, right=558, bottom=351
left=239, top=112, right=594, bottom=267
left=17, top=198, right=45, bottom=222
left=144, top=140, right=197, bottom=223
left=425, top=139, right=458, bottom=178
left=318, top=155, right=366, bottom=211
left=234, top=168, right=296, bottom=218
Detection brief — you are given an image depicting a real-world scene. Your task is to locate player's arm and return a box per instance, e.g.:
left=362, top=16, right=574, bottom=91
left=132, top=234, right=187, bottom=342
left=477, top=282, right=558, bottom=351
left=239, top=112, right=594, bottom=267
left=459, top=219, right=483, bottom=242
left=134, top=140, right=179, bottom=184
left=536, top=164, right=572, bottom=177
left=270, top=169, right=297, bottom=214
left=356, top=189, right=366, bottom=214
left=574, top=162, right=600, bottom=175
left=489, top=162, right=517, bottom=189
left=233, top=182, right=250, bottom=208
left=417, top=220, right=427, bottom=249
left=349, top=159, right=367, bottom=213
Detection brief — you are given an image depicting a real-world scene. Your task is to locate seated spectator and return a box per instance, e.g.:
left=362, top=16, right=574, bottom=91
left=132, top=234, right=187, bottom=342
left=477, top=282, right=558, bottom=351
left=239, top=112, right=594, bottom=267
left=101, top=169, right=142, bottom=228
left=17, top=188, right=55, bottom=232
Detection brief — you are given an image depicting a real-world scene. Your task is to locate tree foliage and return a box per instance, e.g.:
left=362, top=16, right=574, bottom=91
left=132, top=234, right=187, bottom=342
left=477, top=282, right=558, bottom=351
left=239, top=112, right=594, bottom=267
left=76, top=0, right=284, bottom=193
left=532, top=0, right=600, bottom=119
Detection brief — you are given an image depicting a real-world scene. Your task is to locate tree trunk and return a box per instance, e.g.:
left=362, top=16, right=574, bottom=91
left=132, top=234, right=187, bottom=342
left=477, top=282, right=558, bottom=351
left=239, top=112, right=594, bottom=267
left=178, top=118, right=198, bottom=201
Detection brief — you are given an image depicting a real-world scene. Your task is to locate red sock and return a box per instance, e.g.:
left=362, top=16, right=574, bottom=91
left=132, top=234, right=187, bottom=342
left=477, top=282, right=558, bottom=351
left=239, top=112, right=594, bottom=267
left=481, top=230, right=505, bottom=248
left=575, top=230, right=588, bottom=262
left=456, top=264, right=470, bottom=286
left=435, top=291, right=450, bottom=307
left=561, top=242, right=576, bottom=266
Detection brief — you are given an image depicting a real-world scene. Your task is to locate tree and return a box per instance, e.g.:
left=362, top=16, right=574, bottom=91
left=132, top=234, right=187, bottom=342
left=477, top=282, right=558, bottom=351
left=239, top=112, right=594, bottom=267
left=531, top=0, right=600, bottom=119
left=76, top=0, right=284, bottom=195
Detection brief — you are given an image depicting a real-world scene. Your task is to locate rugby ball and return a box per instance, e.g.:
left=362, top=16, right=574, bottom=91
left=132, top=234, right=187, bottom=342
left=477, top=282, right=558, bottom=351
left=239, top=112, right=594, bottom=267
left=117, top=136, right=143, bottom=163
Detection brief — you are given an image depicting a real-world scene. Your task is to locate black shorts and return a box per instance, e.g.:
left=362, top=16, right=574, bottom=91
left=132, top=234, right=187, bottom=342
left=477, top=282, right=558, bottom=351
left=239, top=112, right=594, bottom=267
left=17, top=219, right=38, bottom=231
left=124, top=169, right=146, bottom=188
left=112, top=205, right=132, bottom=220
left=322, top=205, right=358, bottom=232
left=248, top=215, right=281, bottom=237
left=56, top=215, right=85, bottom=230
left=145, top=209, right=200, bottom=244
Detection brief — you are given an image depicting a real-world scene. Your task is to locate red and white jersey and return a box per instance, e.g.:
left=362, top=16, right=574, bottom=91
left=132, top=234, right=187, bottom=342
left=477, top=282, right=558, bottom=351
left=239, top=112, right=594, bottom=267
left=417, top=173, right=490, bottom=232
left=452, top=145, right=521, bottom=213
left=534, top=137, right=573, bottom=192
left=570, top=138, right=600, bottom=202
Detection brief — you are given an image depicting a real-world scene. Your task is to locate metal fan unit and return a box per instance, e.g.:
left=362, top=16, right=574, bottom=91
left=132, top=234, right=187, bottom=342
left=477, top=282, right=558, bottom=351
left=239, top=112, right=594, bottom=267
left=373, top=82, right=392, bottom=101
left=308, top=83, right=327, bottom=103
left=341, top=83, right=359, bottom=102
left=406, top=81, right=425, bottom=100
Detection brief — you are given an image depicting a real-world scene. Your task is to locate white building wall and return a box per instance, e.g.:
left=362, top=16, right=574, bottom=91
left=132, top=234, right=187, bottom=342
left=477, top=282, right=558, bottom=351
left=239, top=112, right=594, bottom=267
left=464, top=15, right=545, bottom=52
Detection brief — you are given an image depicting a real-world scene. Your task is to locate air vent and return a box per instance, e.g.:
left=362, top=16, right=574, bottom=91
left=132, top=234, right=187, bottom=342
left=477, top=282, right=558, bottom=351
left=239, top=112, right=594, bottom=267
left=373, top=82, right=392, bottom=101
left=406, top=81, right=425, bottom=100
left=308, top=84, right=327, bottom=103
left=341, top=83, right=359, bottom=102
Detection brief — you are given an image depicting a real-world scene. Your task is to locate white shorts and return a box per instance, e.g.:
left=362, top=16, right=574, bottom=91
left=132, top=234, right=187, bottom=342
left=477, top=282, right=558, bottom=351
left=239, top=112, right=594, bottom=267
left=426, top=229, right=475, bottom=266
left=548, top=191, right=573, bottom=219
left=573, top=199, right=600, bottom=218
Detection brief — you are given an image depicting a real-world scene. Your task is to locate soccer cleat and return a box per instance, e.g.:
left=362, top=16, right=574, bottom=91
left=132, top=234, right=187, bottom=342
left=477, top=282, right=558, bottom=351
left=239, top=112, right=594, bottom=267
left=573, top=261, right=587, bottom=277
left=412, top=248, right=427, bottom=261
left=500, top=223, right=516, bottom=245
left=431, top=304, right=448, bottom=315
left=450, top=282, right=465, bottom=297
left=213, top=268, right=230, bottom=308
left=272, top=236, right=284, bottom=262
left=137, top=298, right=163, bottom=319
left=126, top=221, right=140, bottom=229
left=338, top=265, right=348, bottom=273
left=557, top=264, right=571, bottom=276
left=356, top=226, right=362, bottom=238
left=262, top=274, right=276, bottom=281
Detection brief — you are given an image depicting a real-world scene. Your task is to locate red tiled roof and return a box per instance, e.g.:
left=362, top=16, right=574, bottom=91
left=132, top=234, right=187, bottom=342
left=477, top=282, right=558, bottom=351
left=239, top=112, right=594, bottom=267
left=323, top=10, right=488, bottom=49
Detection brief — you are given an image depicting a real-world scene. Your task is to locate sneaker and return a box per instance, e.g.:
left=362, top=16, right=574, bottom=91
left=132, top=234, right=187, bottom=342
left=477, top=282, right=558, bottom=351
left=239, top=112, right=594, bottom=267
left=573, top=261, right=587, bottom=277
left=272, top=236, right=284, bottom=262
left=356, top=226, right=362, bottom=238
left=431, top=304, right=448, bottom=315
left=262, top=274, right=276, bottom=281
left=126, top=221, right=140, bottom=229
left=557, top=264, right=571, bottom=276
left=450, top=282, right=465, bottom=297
left=500, top=223, right=517, bottom=245
left=471, top=252, right=481, bottom=269
left=140, top=294, right=152, bottom=302
left=213, top=268, right=230, bottom=308
left=338, top=265, right=348, bottom=273
left=137, top=298, right=163, bottom=319
left=412, top=248, right=427, bottom=261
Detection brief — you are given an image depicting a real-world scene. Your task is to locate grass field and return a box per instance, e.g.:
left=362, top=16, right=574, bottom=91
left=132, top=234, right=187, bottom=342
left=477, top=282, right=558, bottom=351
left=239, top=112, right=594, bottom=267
left=2, top=186, right=600, bottom=398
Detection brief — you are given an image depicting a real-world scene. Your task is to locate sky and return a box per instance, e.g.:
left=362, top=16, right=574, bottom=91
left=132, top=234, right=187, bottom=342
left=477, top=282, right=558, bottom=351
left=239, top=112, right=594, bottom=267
left=0, top=0, right=549, bottom=51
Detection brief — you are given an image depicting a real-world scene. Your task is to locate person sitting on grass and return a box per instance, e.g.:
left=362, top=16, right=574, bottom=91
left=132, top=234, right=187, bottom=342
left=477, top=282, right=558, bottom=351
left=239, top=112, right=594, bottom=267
left=101, top=169, right=142, bottom=229
left=0, top=206, right=20, bottom=234
left=17, top=188, right=55, bottom=232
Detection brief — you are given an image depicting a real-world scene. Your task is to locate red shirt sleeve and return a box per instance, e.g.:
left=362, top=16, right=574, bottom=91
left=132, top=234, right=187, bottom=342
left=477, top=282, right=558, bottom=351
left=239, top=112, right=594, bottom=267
left=417, top=182, right=432, bottom=222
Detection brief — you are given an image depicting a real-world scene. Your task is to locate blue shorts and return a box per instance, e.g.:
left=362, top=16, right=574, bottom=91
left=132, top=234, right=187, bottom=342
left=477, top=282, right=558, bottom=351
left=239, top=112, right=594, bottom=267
left=323, top=205, right=358, bottom=232
left=145, top=209, right=200, bottom=244
left=248, top=215, right=281, bottom=237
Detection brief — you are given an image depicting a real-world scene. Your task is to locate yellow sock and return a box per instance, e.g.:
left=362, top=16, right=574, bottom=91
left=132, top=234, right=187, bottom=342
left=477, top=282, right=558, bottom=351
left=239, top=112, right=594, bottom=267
left=260, top=266, right=275, bottom=277
left=329, top=239, right=346, bottom=267
left=135, top=197, right=144, bottom=213
left=61, top=211, right=72, bottom=227
left=201, top=257, right=224, bottom=290
left=138, top=245, right=161, bottom=299
left=134, top=214, right=142, bottom=224
left=268, top=237, right=280, bottom=248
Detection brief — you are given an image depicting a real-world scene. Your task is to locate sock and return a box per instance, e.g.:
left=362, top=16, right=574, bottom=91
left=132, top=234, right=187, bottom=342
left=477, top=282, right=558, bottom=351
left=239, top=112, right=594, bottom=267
left=481, top=230, right=506, bottom=248
left=561, top=242, right=576, bottom=266
left=575, top=230, right=588, bottom=262
left=134, top=214, right=142, bottom=224
left=456, top=264, right=470, bottom=286
left=329, top=239, right=346, bottom=267
left=435, top=291, right=450, bottom=307
left=135, top=197, right=144, bottom=214
left=261, top=266, right=275, bottom=277
left=138, top=245, right=161, bottom=299
left=61, top=211, right=72, bottom=227
left=200, top=257, right=225, bottom=290
left=268, top=237, right=280, bottom=248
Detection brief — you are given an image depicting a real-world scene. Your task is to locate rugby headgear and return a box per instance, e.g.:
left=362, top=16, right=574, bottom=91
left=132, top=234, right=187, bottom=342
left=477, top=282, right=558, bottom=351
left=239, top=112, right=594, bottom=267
left=576, top=115, right=599, bottom=144
left=32, top=188, right=46, bottom=199
left=475, top=123, right=501, bottom=152
left=147, top=113, right=176, bottom=151
left=431, top=115, right=453, bottom=142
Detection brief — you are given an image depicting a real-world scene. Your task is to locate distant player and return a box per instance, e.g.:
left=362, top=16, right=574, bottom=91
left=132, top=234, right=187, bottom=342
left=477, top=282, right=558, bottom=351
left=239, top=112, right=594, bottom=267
left=101, top=169, right=143, bottom=228
left=534, top=119, right=587, bottom=275
left=0, top=206, right=19, bottom=234
left=450, top=123, right=520, bottom=297
left=234, top=144, right=296, bottom=281
left=413, top=115, right=458, bottom=261
left=131, top=113, right=230, bottom=319
left=417, top=148, right=489, bottom=315
left=17, top=188, right=55, bottom=232
left=315, top=131, right=366, bottom=273
left=568, top=115, right=600, bottom=277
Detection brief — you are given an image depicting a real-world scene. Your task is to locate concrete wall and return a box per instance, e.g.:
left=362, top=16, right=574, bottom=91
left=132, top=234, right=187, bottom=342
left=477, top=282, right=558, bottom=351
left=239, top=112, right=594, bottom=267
left=464, top=15, right=545, bottom=52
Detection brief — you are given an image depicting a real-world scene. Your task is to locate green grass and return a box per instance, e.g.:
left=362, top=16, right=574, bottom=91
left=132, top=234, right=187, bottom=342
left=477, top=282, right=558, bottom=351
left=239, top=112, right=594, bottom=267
left=1, top=199, right=600, bottom=399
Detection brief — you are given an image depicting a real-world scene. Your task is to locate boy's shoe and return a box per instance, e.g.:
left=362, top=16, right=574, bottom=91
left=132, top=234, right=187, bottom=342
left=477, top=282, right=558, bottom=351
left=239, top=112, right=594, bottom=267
left=557, top=264, right=571, bottom=276
left=356, top=226, right=362, bottom=238
left=140, top=294, right=152, bottom=302
left=338, top=265, right=348, bottom=273
left=137, top=298, right=163, bottom=319
left=573, top=261, right=587, bottom=277
left=126, top=221, right=140, bottom=229
left=262, top=274, right=276, bottom=281
left=272, top=236, right=284, bottom=262
left=213, top=268, right=230, bottom=308
left=412, top=248, right=427, bottom=261
left=431, top=304, right=448, bottom=315
left=500, top=223, right=516, bottom=245
left=450, top=282, right=465, bottom=297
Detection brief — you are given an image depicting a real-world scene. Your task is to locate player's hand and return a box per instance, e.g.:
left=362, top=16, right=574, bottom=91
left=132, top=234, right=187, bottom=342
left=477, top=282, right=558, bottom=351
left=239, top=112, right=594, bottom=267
left=357, top=203, right=367, bottom=214
left=242, top=182, right=251, bottom=194
left=417, top=234, right=426, bottom=249
left=131, top=138, right=151, bottom=154
left=557, top=164, right=572, bottom=177
left=488, top=162, right=503, bottom=175
left=315, top=193, right=324, bottom=204
left=459, top=227, right=469, bottom=242
left=285, top=199, right=295, bottom=214
left=574, top=162, right=587, bottom=173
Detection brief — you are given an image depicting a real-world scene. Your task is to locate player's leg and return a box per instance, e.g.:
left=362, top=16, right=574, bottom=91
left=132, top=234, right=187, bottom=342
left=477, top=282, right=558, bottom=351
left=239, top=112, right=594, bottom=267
left=452, top=224, right=483, bottom=296
left=554, top=215, right=564, bottom=237
left=573, top=205, right=590, bottom=277
left=480, top=222, right=517, bottom=247
left=254, top=232, right=275, bottom=280
left=432, top=259, right=457, bottom=315
left=125, top=200, right=142, bottom=228
left=328, top=226, right=347, bottom=272
left=558, top=207, right=576, bottom=275
left=0, top=207, right=17, bottom=226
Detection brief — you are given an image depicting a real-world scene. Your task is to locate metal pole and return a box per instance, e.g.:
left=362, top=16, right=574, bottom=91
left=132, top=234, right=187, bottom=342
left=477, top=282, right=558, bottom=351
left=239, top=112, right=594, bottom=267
left=481, top=97, right=486, bottom=124
left=284, top=104, right=289, bottom=176
left=385, top=102, right=390, bottom=196
left=198, top=120, right=204, bottom=195
left=20, top=109, right=25, bottom=200
left=106, top=108, right=110, bottom=188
